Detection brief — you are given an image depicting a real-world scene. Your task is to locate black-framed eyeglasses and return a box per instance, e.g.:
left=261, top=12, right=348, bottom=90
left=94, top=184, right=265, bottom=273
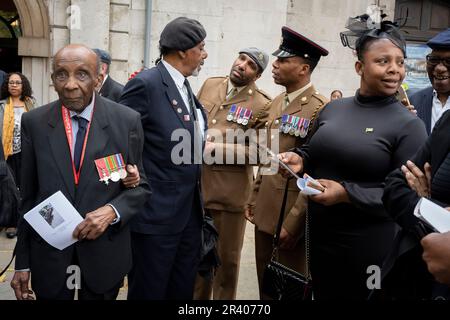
left=426, top=55, right=450, bottom=67
left=8, top=81, right=22, bottom=86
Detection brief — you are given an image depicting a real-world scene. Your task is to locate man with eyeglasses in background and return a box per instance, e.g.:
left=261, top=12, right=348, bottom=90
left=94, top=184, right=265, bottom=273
left=410, top=28, right=450, bottom=135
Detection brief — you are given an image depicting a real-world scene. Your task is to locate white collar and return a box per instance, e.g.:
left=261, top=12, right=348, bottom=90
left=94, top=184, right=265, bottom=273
left=69, top=93, right=95, bottom=121
left=162, top=60, right=186, bottom=91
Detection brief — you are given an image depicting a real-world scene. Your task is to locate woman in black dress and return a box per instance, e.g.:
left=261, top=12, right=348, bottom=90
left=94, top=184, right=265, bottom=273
left=278, top=16, right=427, bottom=299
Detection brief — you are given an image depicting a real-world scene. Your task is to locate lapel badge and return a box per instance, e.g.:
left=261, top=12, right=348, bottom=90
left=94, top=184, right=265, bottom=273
left=301, top=96, right=307, bottom=102
left=177, top=108, right=182, bottom=113
left=365, top=128, right=374, bottom=133
left=248, top=89, right=253, bottom=95
left=172, top=99, right=178, bottom=106
left=184, top=114, right=191, bottom=121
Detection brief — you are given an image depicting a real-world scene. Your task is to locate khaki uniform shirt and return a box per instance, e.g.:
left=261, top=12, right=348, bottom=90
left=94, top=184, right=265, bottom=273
left=248, top=85, right=328, bottom=236
left=197, top=76, right=271, bottom=213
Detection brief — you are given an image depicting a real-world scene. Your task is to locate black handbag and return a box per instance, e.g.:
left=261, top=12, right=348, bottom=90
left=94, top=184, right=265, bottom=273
left=262, top=178, right=313, bottom=300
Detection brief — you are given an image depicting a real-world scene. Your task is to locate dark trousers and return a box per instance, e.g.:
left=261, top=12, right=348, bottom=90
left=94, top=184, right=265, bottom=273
left=37, top=281, right=121, bottom=300
left=36, top=252, right=121, bottom=300
left=127, top=206, right=202, bottom=300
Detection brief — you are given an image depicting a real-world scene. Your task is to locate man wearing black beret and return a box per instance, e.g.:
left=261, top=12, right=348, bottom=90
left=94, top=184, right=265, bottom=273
left=410, top=28, right=450, bottom=134
left=120, top=16, right=208, bottom=300
left=92, top=48, right=124, bottom=103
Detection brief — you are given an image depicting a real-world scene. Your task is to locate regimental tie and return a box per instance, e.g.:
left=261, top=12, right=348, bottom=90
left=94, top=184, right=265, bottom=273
left=73, top=116, right=88, bottom=172
left=283, top=93, right=290, bottom=111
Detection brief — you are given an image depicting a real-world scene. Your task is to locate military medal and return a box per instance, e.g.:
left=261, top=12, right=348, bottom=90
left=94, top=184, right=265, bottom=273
left=95, top=158, right=110, bottom=185
left=227, top=104, right=237, bottom=121
left=283, top=115, right=292, bottom=134
left=295, top=118, right=304, bottom=137
left=233, top=106, right=242, bottom=122
left=105, top=155, right=120, bottom=182
left=290, top=116, right=298, bottom=135
left=300, top=119, right=310, bottom=138
left=279, top=115, right=288, bottom=133
left=237, top=108, right=246, bottom=124
left=116, top=153, right=127, bottom=179
left=110, top=171, right=120, bottom=182
left=242, top=109, right=252, bottom=126
left=102, top=154, right=124, bottom=183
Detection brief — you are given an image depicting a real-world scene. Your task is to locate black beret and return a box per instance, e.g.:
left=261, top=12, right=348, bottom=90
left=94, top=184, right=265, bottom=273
left=160, top=17, right=207, bottom=51
left=92, top=48, right=111, bottom=65
left=427, top=28, right=450, bottom=50
left=273, top=26, right=329, bottom=61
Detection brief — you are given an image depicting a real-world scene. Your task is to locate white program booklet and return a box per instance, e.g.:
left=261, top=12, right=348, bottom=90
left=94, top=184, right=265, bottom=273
left=24, top=191, right=83, bottom=250
left=297, top=174, right=324, bottom=196
left=413, top=197, right=450, bottom=233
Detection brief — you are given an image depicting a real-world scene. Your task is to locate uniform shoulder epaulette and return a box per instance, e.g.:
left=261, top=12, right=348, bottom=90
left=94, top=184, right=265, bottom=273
left=208, top=76, right=227, bottom=80
left=312, top=91, right=329, bottom=105
left=255, top=88, right=272, bottom=101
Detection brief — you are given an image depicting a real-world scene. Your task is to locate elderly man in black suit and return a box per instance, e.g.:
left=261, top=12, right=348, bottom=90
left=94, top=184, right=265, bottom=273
left=10, top=44, right=149, bottom=300
left=93, top=48, right=124, bottom=102
left=410, top=28, right=450, bottom=135
left=120, top=16, right=208, bottom=300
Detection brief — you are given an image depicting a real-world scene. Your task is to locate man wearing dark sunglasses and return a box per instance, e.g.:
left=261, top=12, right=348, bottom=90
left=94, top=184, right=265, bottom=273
left=410, top=28, right=450, bottom=135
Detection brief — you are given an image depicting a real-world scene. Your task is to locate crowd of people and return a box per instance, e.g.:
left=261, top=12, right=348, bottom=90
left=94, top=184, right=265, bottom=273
left=0, top=13, right=449, bottom=301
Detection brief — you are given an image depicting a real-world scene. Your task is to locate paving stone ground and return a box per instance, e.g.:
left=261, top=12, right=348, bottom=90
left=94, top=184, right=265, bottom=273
left=0, top=222, right=258, bottom=300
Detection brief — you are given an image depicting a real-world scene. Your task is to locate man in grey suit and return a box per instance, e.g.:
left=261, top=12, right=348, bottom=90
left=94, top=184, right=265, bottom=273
left=10, top=44, right=149, bottom=300
left=410, top=28, right=450, bottom=135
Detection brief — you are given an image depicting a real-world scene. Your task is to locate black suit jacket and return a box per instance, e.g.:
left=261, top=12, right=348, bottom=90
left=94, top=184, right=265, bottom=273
left=15, top=93, right=150, bottom=296
left=380, top=109, right=450, bottom=299
left=120, top=62, right=207, bottom=235
left=99, top=76, right=124, bottom=103
left=410, top=86, right=433, bottom=135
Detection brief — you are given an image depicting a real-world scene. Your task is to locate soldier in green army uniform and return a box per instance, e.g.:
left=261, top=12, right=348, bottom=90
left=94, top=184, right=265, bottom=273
left=195, top=47, right=272, bottom=300
left=246, top=27, right=329, bottom=298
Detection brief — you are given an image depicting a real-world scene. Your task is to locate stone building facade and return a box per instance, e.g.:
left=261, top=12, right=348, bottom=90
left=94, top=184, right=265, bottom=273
left=4, top=0, right=447, bottom=105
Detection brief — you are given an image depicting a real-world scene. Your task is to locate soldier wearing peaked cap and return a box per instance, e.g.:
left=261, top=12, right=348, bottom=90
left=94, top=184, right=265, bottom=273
left=120, top=16, right=208, bottom=300
left=409, top=28, right=450, bottom=134
left=245, top=26, right=328, bottom=299
left=194, top=47, right=272, bottom=300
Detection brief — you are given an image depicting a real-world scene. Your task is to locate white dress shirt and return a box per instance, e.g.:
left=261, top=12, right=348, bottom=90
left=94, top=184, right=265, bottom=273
left=431, top=89, right=450, bottom=131
left=162, top=60, right=206, bottom=137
